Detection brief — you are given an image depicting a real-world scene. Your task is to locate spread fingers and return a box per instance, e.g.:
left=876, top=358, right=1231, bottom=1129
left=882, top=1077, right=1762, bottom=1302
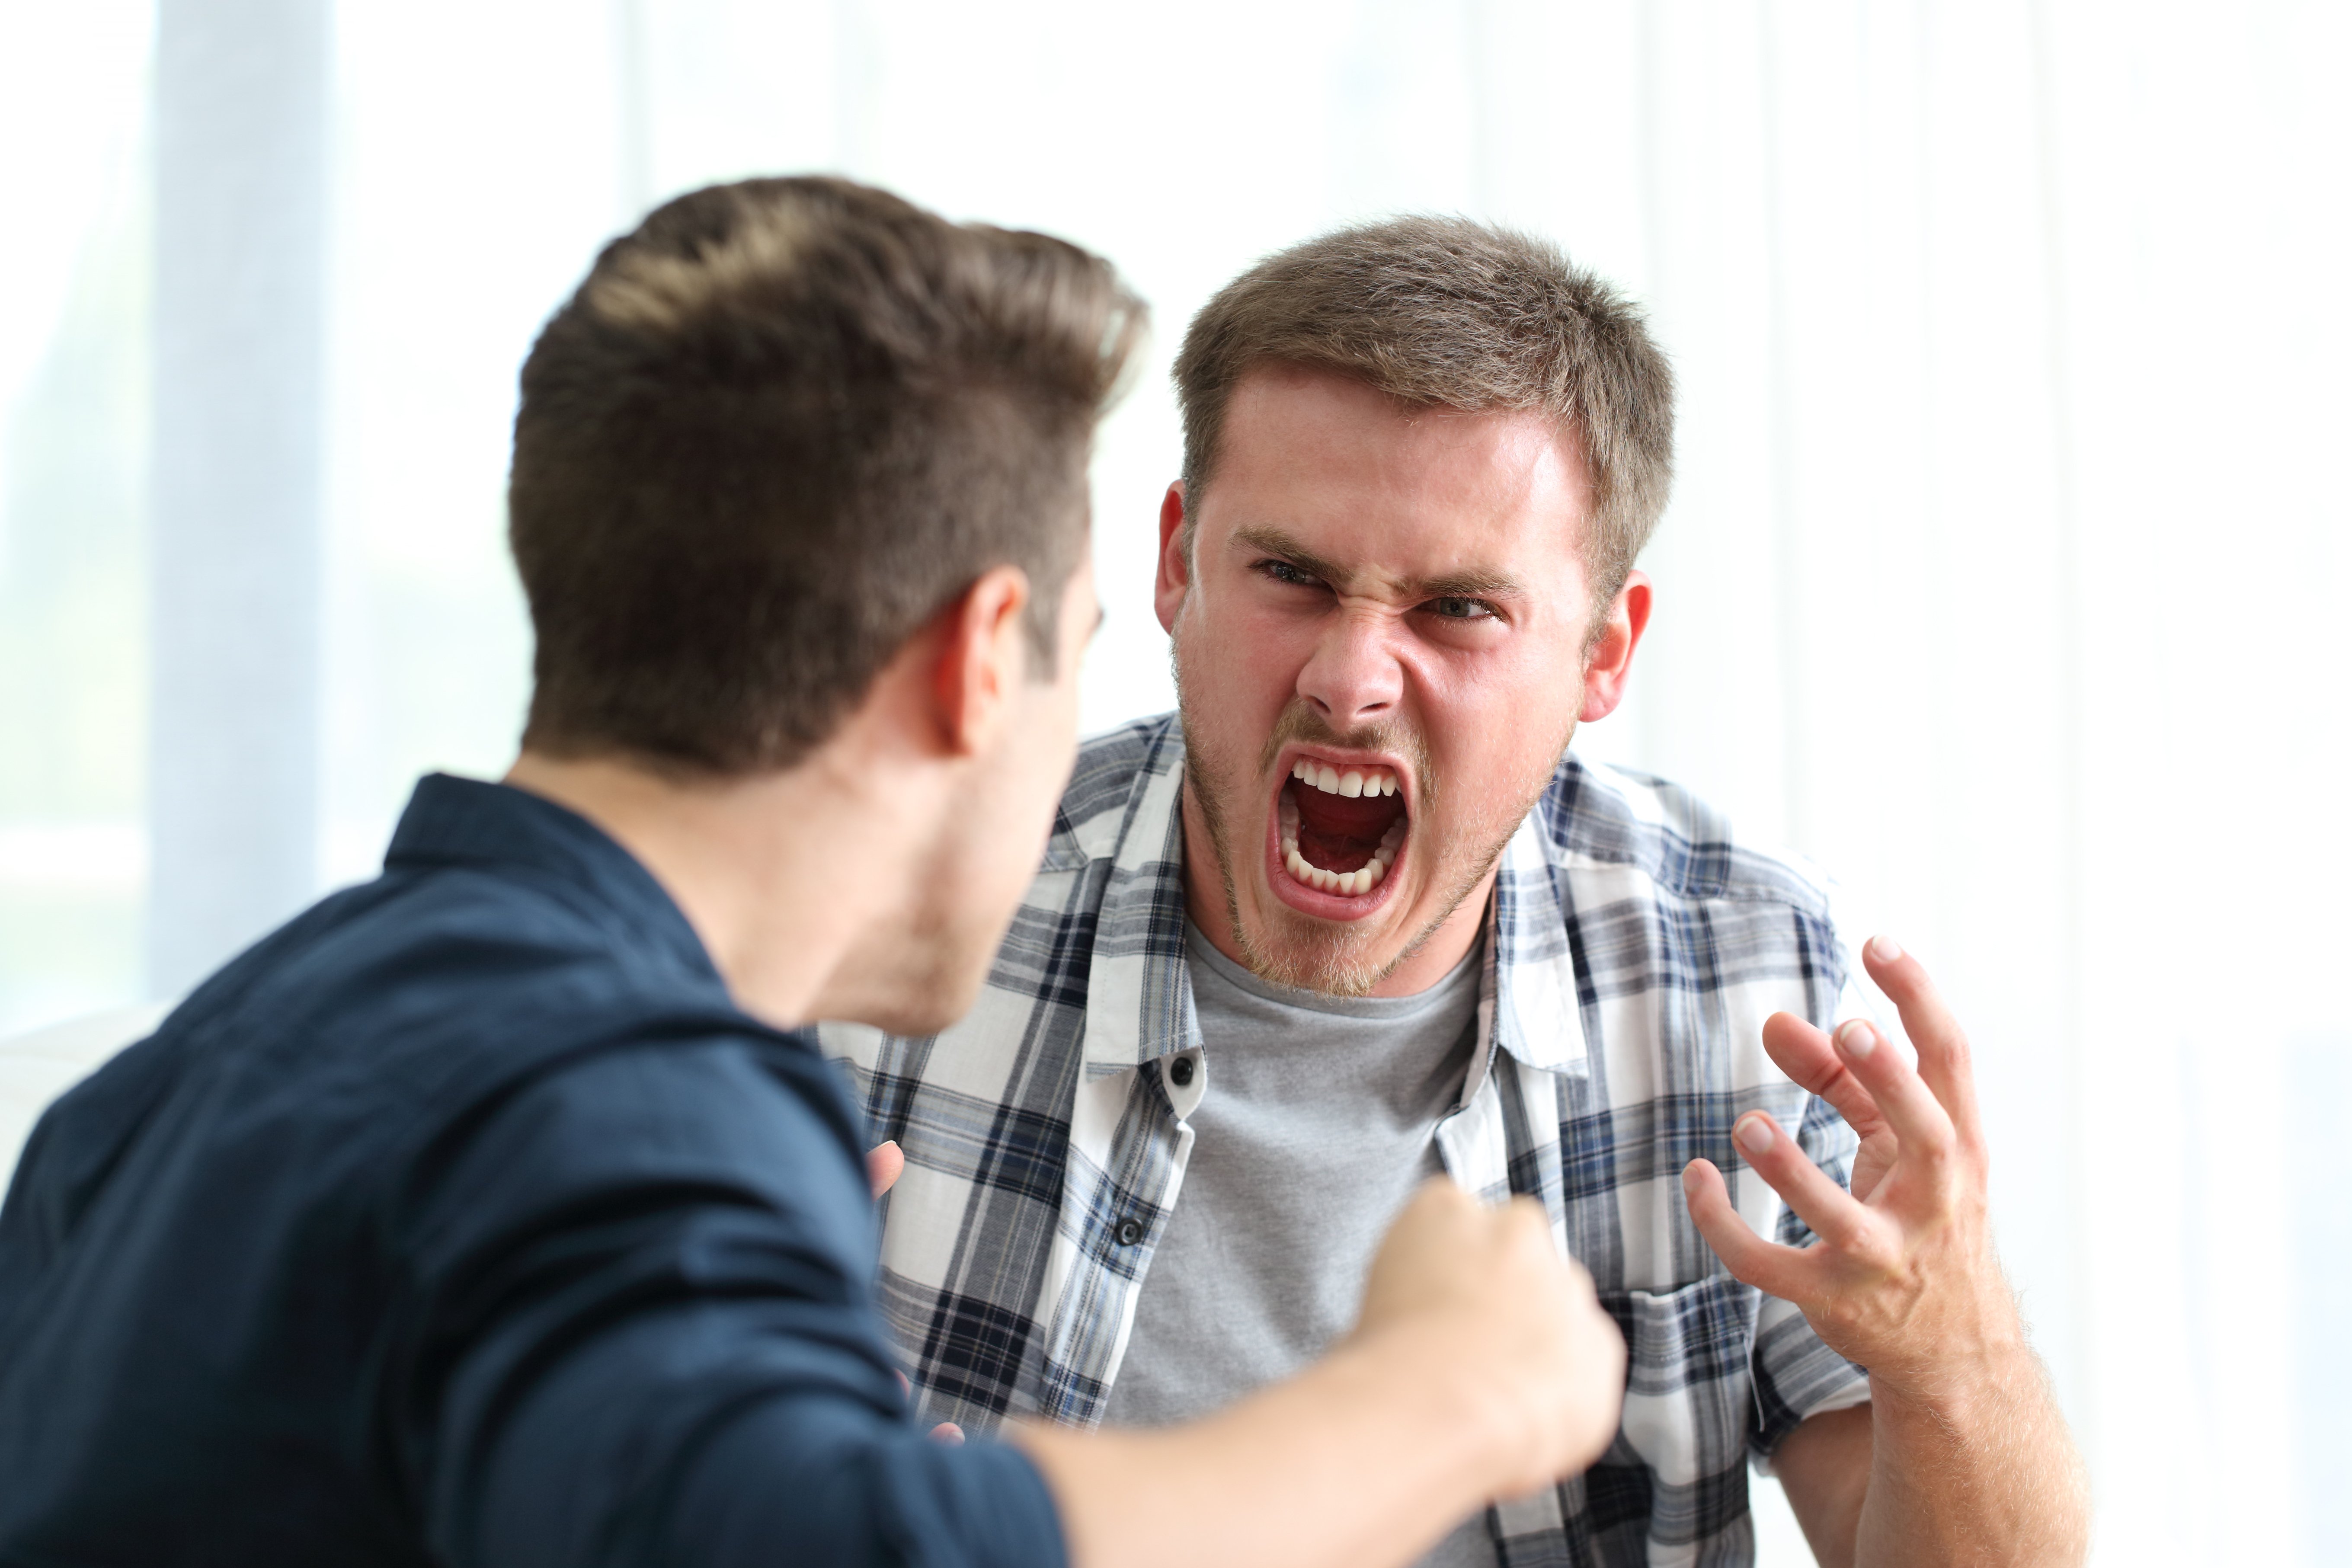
left=1760, top=1011, right=1888, bottom=1141
left=1729, top=1112, right=1881, bottom=1258
left=1830, top=1015, right=1958, bottom=1169
left=1859, top=936, right=1985, bottom=1149
left=1681, top=1157, right=1822, bottom=1306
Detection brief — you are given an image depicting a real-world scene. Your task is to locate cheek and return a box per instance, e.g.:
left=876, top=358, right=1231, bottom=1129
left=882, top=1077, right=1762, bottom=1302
left=1420, top=649, right=1584, bottom=797
left=1434, top=629, right=1583, bottom=724
left=1186, top=589, right=1312, bottom=714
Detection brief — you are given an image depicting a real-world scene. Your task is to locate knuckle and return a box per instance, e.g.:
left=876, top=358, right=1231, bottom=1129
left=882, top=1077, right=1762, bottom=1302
left=1914, top=1122, right=1958, bottom=1161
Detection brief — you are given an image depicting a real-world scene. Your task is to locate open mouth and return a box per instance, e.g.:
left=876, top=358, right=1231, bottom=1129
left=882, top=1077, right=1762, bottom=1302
left=1275, top=757, right=1408, bottom=898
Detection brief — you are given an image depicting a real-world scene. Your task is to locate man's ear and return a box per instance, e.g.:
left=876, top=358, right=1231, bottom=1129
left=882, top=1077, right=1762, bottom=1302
left=932, top=564, right=1032, bottom=756
left=1579, top=570, right=1652, bottom=723
left=1153, top=483, right=1190, bottom=634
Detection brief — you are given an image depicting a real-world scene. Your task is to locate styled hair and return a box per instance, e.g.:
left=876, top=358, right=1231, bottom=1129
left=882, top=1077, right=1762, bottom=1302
left=510, top=176, right=1145, bottom=773
left=1173, top=216, right=1674, bottom=607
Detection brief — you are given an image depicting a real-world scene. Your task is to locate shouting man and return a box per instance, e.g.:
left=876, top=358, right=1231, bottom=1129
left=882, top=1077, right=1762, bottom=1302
left=832, top=219, right=2089, bottom=1565
left=0, top=183, right=1631, bottom=1568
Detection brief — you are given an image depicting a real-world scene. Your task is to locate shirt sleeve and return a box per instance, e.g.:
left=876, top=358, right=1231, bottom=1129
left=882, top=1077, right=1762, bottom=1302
left=386, top=1034, right=1067, bottom=1568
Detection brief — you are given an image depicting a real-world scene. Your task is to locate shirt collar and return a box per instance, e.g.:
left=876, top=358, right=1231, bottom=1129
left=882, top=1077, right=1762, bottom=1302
left=1075, top=722, right=1588, bottom=1081
left=383, top=772, right=726, bottom=996
left=1483, top=805, right=1590, bottom=1077
left=1076, top=722, right=1202, bottom=1078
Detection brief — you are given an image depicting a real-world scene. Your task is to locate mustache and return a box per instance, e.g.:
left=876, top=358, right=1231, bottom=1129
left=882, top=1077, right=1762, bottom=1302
left=1254, top=705, right=1435, bottom=813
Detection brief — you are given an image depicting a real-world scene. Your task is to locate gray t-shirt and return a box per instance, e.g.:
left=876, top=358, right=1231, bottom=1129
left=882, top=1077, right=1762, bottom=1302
left=1104, top=922, right=1495, bottom=1567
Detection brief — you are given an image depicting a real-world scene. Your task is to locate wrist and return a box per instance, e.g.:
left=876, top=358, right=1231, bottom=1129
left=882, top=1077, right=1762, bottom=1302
left=1865, top=1334, right=2040, bottom=1433
left=1855, top=1339, right=2089, bottom=1568
left=1852, top=1259, right=2034, bottom=1411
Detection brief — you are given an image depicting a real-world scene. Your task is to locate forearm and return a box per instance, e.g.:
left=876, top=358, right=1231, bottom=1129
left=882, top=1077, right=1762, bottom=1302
left=1013, top=1320, right=1512, bottom=1568
left=1854, top=1347, right=2088, bottom=1567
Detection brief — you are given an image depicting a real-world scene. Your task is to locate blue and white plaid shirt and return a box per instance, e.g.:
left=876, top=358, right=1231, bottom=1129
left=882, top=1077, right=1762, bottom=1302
left=826, top=715, right=1872, bottom=1566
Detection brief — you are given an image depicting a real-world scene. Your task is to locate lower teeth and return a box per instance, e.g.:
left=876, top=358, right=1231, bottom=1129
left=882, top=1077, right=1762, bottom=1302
left=1280, top=812, right=1404, bottom=897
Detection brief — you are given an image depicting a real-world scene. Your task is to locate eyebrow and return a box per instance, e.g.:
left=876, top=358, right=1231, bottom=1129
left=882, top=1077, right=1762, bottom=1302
left=1228, top=524, right=1528, bottom=602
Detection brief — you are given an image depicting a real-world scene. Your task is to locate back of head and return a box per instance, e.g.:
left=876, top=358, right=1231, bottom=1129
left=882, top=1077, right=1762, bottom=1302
left=1173, top=216, right=1674, bottom=609
left=510, top=176, right=1145, bottom=774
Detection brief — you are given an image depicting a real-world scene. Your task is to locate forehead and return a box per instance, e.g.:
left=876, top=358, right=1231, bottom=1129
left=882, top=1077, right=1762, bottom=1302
left=1202, top=365, right=1593, bottom=580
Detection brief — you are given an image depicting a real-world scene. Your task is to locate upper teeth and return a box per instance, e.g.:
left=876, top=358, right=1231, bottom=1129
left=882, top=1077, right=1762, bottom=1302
left=1290, top=758, right=1400, bottom=798
left=1277, top=784, right=1406, bottom=899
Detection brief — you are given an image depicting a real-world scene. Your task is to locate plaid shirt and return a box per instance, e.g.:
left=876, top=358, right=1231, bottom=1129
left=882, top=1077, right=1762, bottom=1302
left=825, top=716, right=1872, bottom=1566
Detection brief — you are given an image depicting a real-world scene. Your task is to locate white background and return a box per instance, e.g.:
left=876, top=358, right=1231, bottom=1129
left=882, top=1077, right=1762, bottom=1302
left=1, top=3, right=2347, bottom=1562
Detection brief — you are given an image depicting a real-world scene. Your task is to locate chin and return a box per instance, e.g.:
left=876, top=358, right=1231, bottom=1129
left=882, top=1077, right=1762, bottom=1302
left=1233, top=917, right=1401, bottom=998
left=836, top=947, right=989, bottom=1039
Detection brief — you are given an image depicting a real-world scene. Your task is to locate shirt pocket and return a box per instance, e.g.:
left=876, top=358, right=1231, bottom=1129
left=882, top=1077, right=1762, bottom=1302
left=1597, top=1274, right=1761, bottom=1490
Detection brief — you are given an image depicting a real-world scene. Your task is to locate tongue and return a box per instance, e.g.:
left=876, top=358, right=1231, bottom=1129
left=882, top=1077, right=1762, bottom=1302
left=1291, top=782, right=1405, bottom=874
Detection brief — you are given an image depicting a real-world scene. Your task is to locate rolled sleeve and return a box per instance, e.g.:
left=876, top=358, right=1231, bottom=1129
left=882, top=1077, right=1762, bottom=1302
left=1750, top=1293, right=1872, bottom=1468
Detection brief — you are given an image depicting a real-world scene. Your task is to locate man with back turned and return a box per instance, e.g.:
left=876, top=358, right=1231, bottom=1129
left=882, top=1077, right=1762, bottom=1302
left=0, top=179, right=1628, bottom=1567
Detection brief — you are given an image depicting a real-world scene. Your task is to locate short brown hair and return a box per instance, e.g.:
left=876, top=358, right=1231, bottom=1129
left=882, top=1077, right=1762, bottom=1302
left=510, top=176, right=1144, bottom=773
left=1174, top=216, right=1674, bottom=607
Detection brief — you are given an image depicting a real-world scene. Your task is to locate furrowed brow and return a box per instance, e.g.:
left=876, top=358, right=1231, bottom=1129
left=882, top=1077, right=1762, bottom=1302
left=1231, top=524, right=1526, bottom=602
left=1231, top=525, right=1354, bottom=589
left=1406, top=566, right=1526, bottom=600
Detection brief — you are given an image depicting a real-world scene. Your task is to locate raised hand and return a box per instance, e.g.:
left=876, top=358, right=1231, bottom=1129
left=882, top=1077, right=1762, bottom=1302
left=1682, top=937, right=2089, bottom=1562
left=1678, top=936, right=2019, bottom=1401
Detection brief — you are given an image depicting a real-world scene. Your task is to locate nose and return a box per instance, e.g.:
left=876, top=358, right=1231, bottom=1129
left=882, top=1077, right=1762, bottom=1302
left=1296, top=607, right=1402, bottom=730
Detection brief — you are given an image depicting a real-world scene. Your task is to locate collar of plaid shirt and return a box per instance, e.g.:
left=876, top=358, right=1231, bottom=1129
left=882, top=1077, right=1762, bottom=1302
left=827, top=714, right=1872, bottom=1567
left=1060, top=718, right=1585, bottom=1092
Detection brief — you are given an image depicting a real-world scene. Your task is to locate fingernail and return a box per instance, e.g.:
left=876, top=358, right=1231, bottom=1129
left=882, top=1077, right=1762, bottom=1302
left=1867, top=934, right=1903, bottom=963
left=1839, top=1019, right=1878, bottom=1058
left=1734, top=1115, right=1774, bottom=1156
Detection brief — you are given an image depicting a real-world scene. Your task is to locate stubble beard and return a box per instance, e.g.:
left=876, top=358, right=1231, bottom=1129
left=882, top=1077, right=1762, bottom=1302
left=1175, top=681, right=1573, bottom=998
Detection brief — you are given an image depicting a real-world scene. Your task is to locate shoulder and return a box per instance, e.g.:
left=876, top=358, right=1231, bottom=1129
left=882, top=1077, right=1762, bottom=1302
left=1039, top=714, right=1183, bottom=871
left=1512, top=755, right=1863, bottom=1047
left=128, top=866, right=811, bottom=1179
left=415, top=1029, right=868, bottom=1233
left=1533, top=753, right=1836, bottom=918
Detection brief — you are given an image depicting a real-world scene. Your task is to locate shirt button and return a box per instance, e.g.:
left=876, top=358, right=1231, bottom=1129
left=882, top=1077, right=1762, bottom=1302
left=1168, top=1055, right=1195, bottom=1087
left=1115, top=1218, right=1145, bottom=1246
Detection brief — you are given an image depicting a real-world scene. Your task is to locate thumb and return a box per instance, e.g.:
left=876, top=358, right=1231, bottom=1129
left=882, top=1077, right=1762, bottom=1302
left=867, top=1141, right=906, bottom=1198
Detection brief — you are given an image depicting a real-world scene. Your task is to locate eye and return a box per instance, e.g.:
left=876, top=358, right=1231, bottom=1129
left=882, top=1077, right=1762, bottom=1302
left=1422, top=595, right=1499, bottom=621
left=1256, top=559, right=1324, bottom=589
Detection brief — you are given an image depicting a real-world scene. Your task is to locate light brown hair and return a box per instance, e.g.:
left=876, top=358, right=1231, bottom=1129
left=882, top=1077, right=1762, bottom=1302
left=511, top=176, right=1145, bottom=773
left=1173, top=216, right=1674, bottom=609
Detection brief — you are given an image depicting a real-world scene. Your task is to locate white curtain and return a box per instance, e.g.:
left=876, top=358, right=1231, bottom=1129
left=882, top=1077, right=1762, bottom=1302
left=0, top=3, right=2345, bottom=1561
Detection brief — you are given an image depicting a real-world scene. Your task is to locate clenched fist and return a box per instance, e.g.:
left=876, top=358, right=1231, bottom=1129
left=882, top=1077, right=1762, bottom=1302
left=1353, top=1179, right=1625, bottom=1497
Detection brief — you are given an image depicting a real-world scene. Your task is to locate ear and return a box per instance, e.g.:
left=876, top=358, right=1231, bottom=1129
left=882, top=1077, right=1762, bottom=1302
left=1153, top=483, right=1190, bottom=634
left=1579, top=570, right=1652, bottom=723
left=932, top=564, right=1032, bottom=756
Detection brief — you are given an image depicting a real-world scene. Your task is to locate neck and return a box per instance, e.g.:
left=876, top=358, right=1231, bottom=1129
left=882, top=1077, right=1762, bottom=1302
left=504, top=741, right=922, bottom=1029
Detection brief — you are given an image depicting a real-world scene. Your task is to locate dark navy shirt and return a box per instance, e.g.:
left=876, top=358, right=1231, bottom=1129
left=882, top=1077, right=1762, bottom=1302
left=0, top=774, right=1064, bottom=1568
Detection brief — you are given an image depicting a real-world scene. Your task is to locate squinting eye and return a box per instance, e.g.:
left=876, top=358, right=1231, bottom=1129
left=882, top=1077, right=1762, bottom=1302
left=1425, top=597, right=1495, bottom=621
left=1260, top=560, right=1320, bottom=587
